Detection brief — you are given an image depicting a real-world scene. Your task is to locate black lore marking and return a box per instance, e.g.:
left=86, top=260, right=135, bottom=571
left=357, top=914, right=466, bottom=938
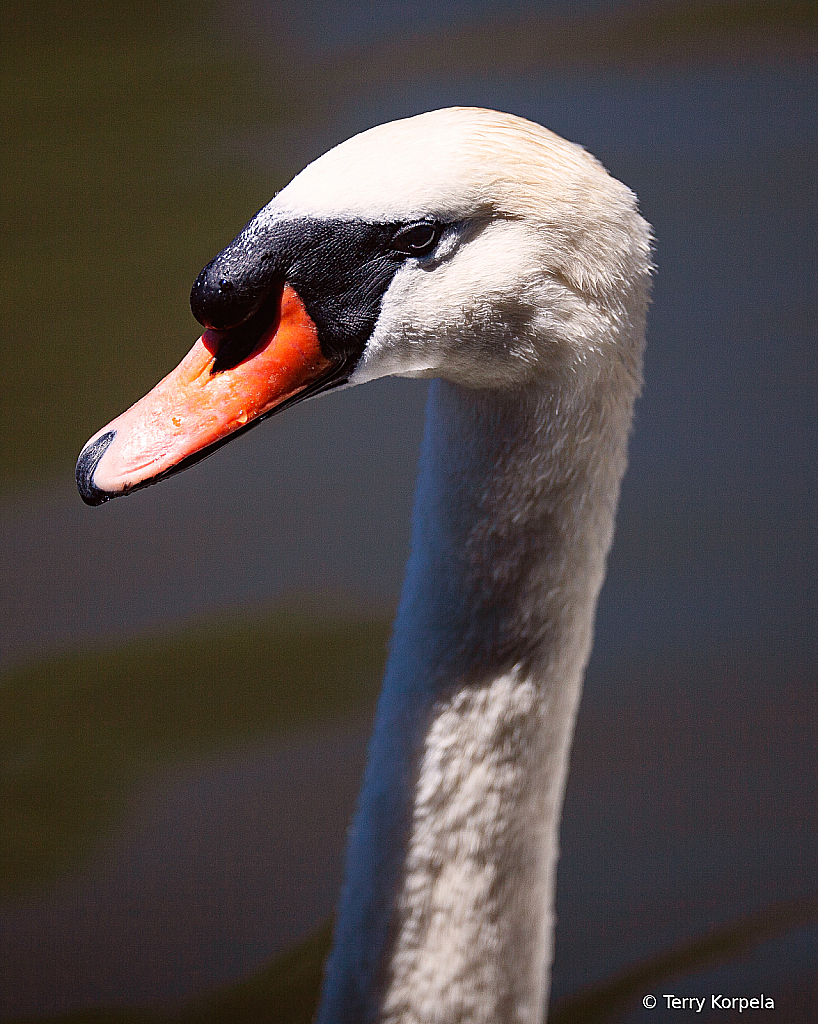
left=191, top=216, right=445, bottom=365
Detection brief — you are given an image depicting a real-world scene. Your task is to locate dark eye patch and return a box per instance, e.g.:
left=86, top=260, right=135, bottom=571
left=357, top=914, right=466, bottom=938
left=391, top=222, right=442, bottom=257
left=192, top=216, right=450, bottom=367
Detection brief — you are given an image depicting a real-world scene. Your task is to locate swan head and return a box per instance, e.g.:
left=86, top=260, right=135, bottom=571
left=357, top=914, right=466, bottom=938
left=76, top=107, right=651, bottom=505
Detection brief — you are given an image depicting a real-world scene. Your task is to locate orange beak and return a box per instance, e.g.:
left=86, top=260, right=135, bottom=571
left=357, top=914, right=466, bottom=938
left=77, top=284, right=341, bottom=505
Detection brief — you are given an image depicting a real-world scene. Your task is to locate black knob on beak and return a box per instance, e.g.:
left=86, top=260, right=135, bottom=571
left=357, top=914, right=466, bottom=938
left=190, top=222, right=282, bottom=331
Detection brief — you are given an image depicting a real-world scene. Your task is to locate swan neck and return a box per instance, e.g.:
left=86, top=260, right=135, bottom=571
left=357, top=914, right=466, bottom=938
left=399, top=376, right=623, bottom=684
left=318, top=366, right=636, bottom=1024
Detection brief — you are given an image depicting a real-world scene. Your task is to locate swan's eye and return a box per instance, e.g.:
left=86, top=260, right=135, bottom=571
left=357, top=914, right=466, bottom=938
left=391, top=222, right=442, bottom=257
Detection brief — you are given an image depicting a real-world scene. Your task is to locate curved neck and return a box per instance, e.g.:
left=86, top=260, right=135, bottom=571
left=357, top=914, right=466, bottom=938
left=318, top=363, right=635, bottom=1023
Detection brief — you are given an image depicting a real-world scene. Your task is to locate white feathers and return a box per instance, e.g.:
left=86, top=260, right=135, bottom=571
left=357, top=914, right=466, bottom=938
left=266, top=108, right=652, bottom=390
left=275, top=108, right=603, bottom=224
left=379, top=670, right=554, bottom=1024
left=301, top=108, right=652, bottom=1024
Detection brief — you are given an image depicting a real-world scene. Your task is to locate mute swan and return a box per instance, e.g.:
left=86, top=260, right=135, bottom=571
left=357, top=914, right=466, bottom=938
left=77, top=107, right=651, bottom=1024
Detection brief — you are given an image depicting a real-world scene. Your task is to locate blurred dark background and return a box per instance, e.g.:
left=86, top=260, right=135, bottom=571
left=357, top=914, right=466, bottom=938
left=1, top=1, right=816, bottom=1020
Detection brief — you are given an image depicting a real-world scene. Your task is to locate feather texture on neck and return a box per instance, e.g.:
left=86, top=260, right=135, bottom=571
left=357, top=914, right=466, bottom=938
left=319, top=313, right=645, bottom=1022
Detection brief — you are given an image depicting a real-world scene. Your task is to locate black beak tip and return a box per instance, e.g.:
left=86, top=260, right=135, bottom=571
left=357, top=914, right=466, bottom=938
left=76, top=430, right=117, bottom=506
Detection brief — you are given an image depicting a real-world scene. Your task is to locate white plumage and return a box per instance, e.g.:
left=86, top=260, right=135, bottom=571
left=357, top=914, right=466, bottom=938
left=291, top=109, right=653, bottom=1023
